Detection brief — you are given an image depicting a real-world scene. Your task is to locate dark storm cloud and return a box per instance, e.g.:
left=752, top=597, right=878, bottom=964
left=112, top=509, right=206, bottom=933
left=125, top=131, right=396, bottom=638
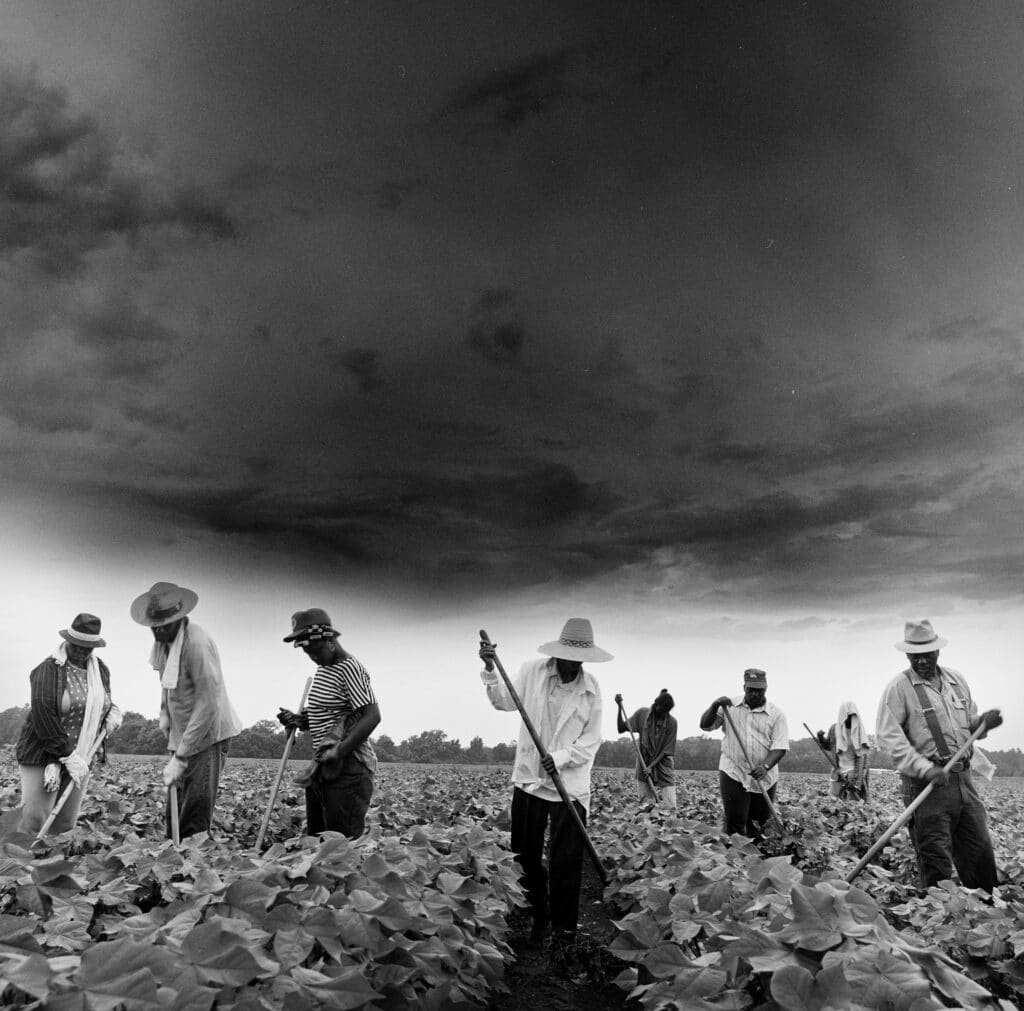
left=0, top=65, right=236, bottom=275
left=467, top=322, right=525, bottom=365
left=908, top=316, right=1021, bottom=355
left=438, top=47, right=580, bottom=132
left=377, top=178, right=423, bottom=210
left=322, top=345, right=384, bottom=393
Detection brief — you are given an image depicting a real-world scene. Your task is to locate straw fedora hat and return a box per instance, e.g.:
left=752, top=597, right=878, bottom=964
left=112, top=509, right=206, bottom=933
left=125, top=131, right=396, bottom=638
left=60, top=613, right=106, bottom=648
left=894, top=619, right=948, bottom=653
left=130, top=581, right=199, bottom=627
left=537, top=617, right=613, bottom=663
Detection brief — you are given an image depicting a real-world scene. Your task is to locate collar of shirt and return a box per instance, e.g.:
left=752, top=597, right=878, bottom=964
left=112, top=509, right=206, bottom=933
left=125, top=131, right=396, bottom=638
left=905, top=666, right=956, bottom=689
left=543, top=661, right=599, bottom=695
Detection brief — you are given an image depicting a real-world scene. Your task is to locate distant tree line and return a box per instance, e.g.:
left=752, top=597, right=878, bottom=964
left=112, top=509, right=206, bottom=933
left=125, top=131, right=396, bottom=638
left=3, top=705, right=1024, bottom=776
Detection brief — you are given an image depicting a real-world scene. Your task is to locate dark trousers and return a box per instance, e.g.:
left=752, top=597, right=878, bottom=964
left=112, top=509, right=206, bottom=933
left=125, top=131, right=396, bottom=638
left=510, top=787, right=586, bottom=934
left=719, top=771, right=776, bottom=839
left=305, top=756, right=374, bottom=839
left=166, top=739, right=229, bottom=839
left=899, top=771, right=998, bottom=892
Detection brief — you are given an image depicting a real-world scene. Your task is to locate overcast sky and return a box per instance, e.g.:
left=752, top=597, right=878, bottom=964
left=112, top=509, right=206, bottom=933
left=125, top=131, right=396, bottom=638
left=2, top=2, right=1023, bottom=755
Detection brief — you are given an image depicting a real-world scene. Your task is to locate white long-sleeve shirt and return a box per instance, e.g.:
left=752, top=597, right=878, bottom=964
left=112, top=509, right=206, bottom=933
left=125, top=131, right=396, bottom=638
left=481, top=657, right=602, bottom=811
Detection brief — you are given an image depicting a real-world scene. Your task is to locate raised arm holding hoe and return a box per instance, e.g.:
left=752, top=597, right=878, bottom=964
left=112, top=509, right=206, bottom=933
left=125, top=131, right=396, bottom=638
left=616, top=690, right=679, bottom=808
left=478, top=618, right=610, bottom=949
left=700, top=668, right=788, bottom=839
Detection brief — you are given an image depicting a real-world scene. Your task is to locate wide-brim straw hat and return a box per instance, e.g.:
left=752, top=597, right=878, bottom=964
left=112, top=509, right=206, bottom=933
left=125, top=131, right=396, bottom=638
left=538, top=617, right=613, bottom=663
left=59, top=612, right=106, bottom=648
left=130, top=582, right=199, bottom=627
left=895, top=619, right=948, bottom=653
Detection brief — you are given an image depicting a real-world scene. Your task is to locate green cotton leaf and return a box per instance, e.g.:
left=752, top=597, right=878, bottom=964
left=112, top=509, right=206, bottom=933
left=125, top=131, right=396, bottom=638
left=770, top=965, right=814, bottom=1010
left=642, top=942, right=695, bottom=979
left=72, top=938, right=183, bottom=1010
left=157, top=981, right=218, bottom=1011
left=721, top=927, right=798, bottom=972
left=0, top=914, right=42, bottom=951
left=771, top=963, right=853, bottom=1011
left=841, top=950, right=933, bottom=1008
left=291, top=965, right=383, bottom=1010
left=776, top=884, right=843, bottom=952
left=663, top=966, right=729, bottom=1002
left=180, top=920, right=279, bottom=987
left=0, top=945, right=55, bottom=1000
left=900, top=944, right=995, bottom=1006
left=273, top=926, right=315, bottom=970
left=223, top=879, right=277, bottom=917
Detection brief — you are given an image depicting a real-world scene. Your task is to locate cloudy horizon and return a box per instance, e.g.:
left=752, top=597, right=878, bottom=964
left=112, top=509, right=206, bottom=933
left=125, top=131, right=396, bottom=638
left=2, top=1, right=1022, bottom=752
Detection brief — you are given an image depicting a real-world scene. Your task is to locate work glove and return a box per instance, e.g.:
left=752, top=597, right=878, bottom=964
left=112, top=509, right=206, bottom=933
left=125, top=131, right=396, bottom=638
left=60, top=750, right=90, bottom=787
left=923, top=766, right=948, bottom=786
left=162, top=755, right=187, bottom=787
left=43, top=763, right=61, bottom=792
left=277, top=708, right=310, bottom=732
left=478, top=641, right=497, bottom=672
left=714, top=696, right=732, bottom=710
left=613, top=693, right=623, bottom=705
left=103, top=706, right=123, bottom=735
left=159, top=712, right=171, bottom=738
left=973, top=709, right=1003, bottom=735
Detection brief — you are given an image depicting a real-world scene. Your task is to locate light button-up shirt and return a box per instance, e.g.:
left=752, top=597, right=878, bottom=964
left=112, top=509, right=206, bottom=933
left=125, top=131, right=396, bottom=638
left=709, top=698, right=789, bottom=791
left=481, top=657, right=602, bottom=810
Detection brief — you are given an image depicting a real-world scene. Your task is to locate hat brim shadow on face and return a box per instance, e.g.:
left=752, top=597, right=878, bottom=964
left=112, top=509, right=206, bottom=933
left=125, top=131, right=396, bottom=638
left=538, top=642, right=614, bottom=663
left=130, top=588, right=199, bottom=627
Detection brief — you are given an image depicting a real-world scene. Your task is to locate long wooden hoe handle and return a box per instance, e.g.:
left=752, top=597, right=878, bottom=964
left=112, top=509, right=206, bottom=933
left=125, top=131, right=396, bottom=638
left=256, top=675, right=314, bottom=851
left=845, top=722, right=988, bottom=884
left=803, top=721, right=839, bottom=771
left=721, top=705, right=786, bottom=833
left=168, top=782, right=180, bottom=845
left=616, top=697, right=658, bottom=793
left=36, top=728, right=108, bottom=840
left=480, top=630, right=609, bottom=886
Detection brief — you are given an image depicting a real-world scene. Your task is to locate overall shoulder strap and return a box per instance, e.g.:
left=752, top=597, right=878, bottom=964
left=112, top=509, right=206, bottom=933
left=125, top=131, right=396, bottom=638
left=904, top=670, right=949, bottom=760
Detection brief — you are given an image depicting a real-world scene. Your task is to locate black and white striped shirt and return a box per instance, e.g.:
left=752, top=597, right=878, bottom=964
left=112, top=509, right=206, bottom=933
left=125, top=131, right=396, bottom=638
left=307, top=656, right=378, bottom=771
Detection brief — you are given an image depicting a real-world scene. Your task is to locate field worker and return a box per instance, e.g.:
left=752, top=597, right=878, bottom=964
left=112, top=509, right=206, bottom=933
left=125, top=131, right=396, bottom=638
left=16, top=613, right=122, bottom=835
left=478, top=617, right=608, bottom=949
left=615, top=689, right=678, bottom=807
left=817, top=701, right=871, bottom=801
left=699, top=668, right=789, bottom=839
left=131, top=582, right=242, bottom=839
left=277, top=608, right=381, bottom=839
left=876, top=619, right=1002, bottom=892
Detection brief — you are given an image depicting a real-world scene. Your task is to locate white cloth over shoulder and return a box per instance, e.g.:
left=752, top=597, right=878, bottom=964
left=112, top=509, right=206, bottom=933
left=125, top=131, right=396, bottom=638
left=149, top=623, right=185, bottom=689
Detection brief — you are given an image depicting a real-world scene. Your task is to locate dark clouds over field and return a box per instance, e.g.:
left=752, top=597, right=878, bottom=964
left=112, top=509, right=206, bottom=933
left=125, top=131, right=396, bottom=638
left=2, top=3, right=1023, bottom=738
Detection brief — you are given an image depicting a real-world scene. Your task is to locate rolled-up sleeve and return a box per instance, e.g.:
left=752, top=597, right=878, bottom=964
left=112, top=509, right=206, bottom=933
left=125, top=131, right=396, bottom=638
left=480, top=667, right=520, bottom=712
left=876, top=681, right=933, bottom=778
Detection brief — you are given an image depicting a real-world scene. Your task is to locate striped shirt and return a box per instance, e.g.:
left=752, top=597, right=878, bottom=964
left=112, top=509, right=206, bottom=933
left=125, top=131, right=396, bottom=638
left=307, top=655, right=378, bottom=772
left=709, top=698, right=789, bottom=791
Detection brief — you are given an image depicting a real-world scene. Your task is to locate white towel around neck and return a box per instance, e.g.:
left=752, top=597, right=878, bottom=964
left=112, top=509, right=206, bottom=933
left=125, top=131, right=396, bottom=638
left=149, top=622, right=185, bottom=689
